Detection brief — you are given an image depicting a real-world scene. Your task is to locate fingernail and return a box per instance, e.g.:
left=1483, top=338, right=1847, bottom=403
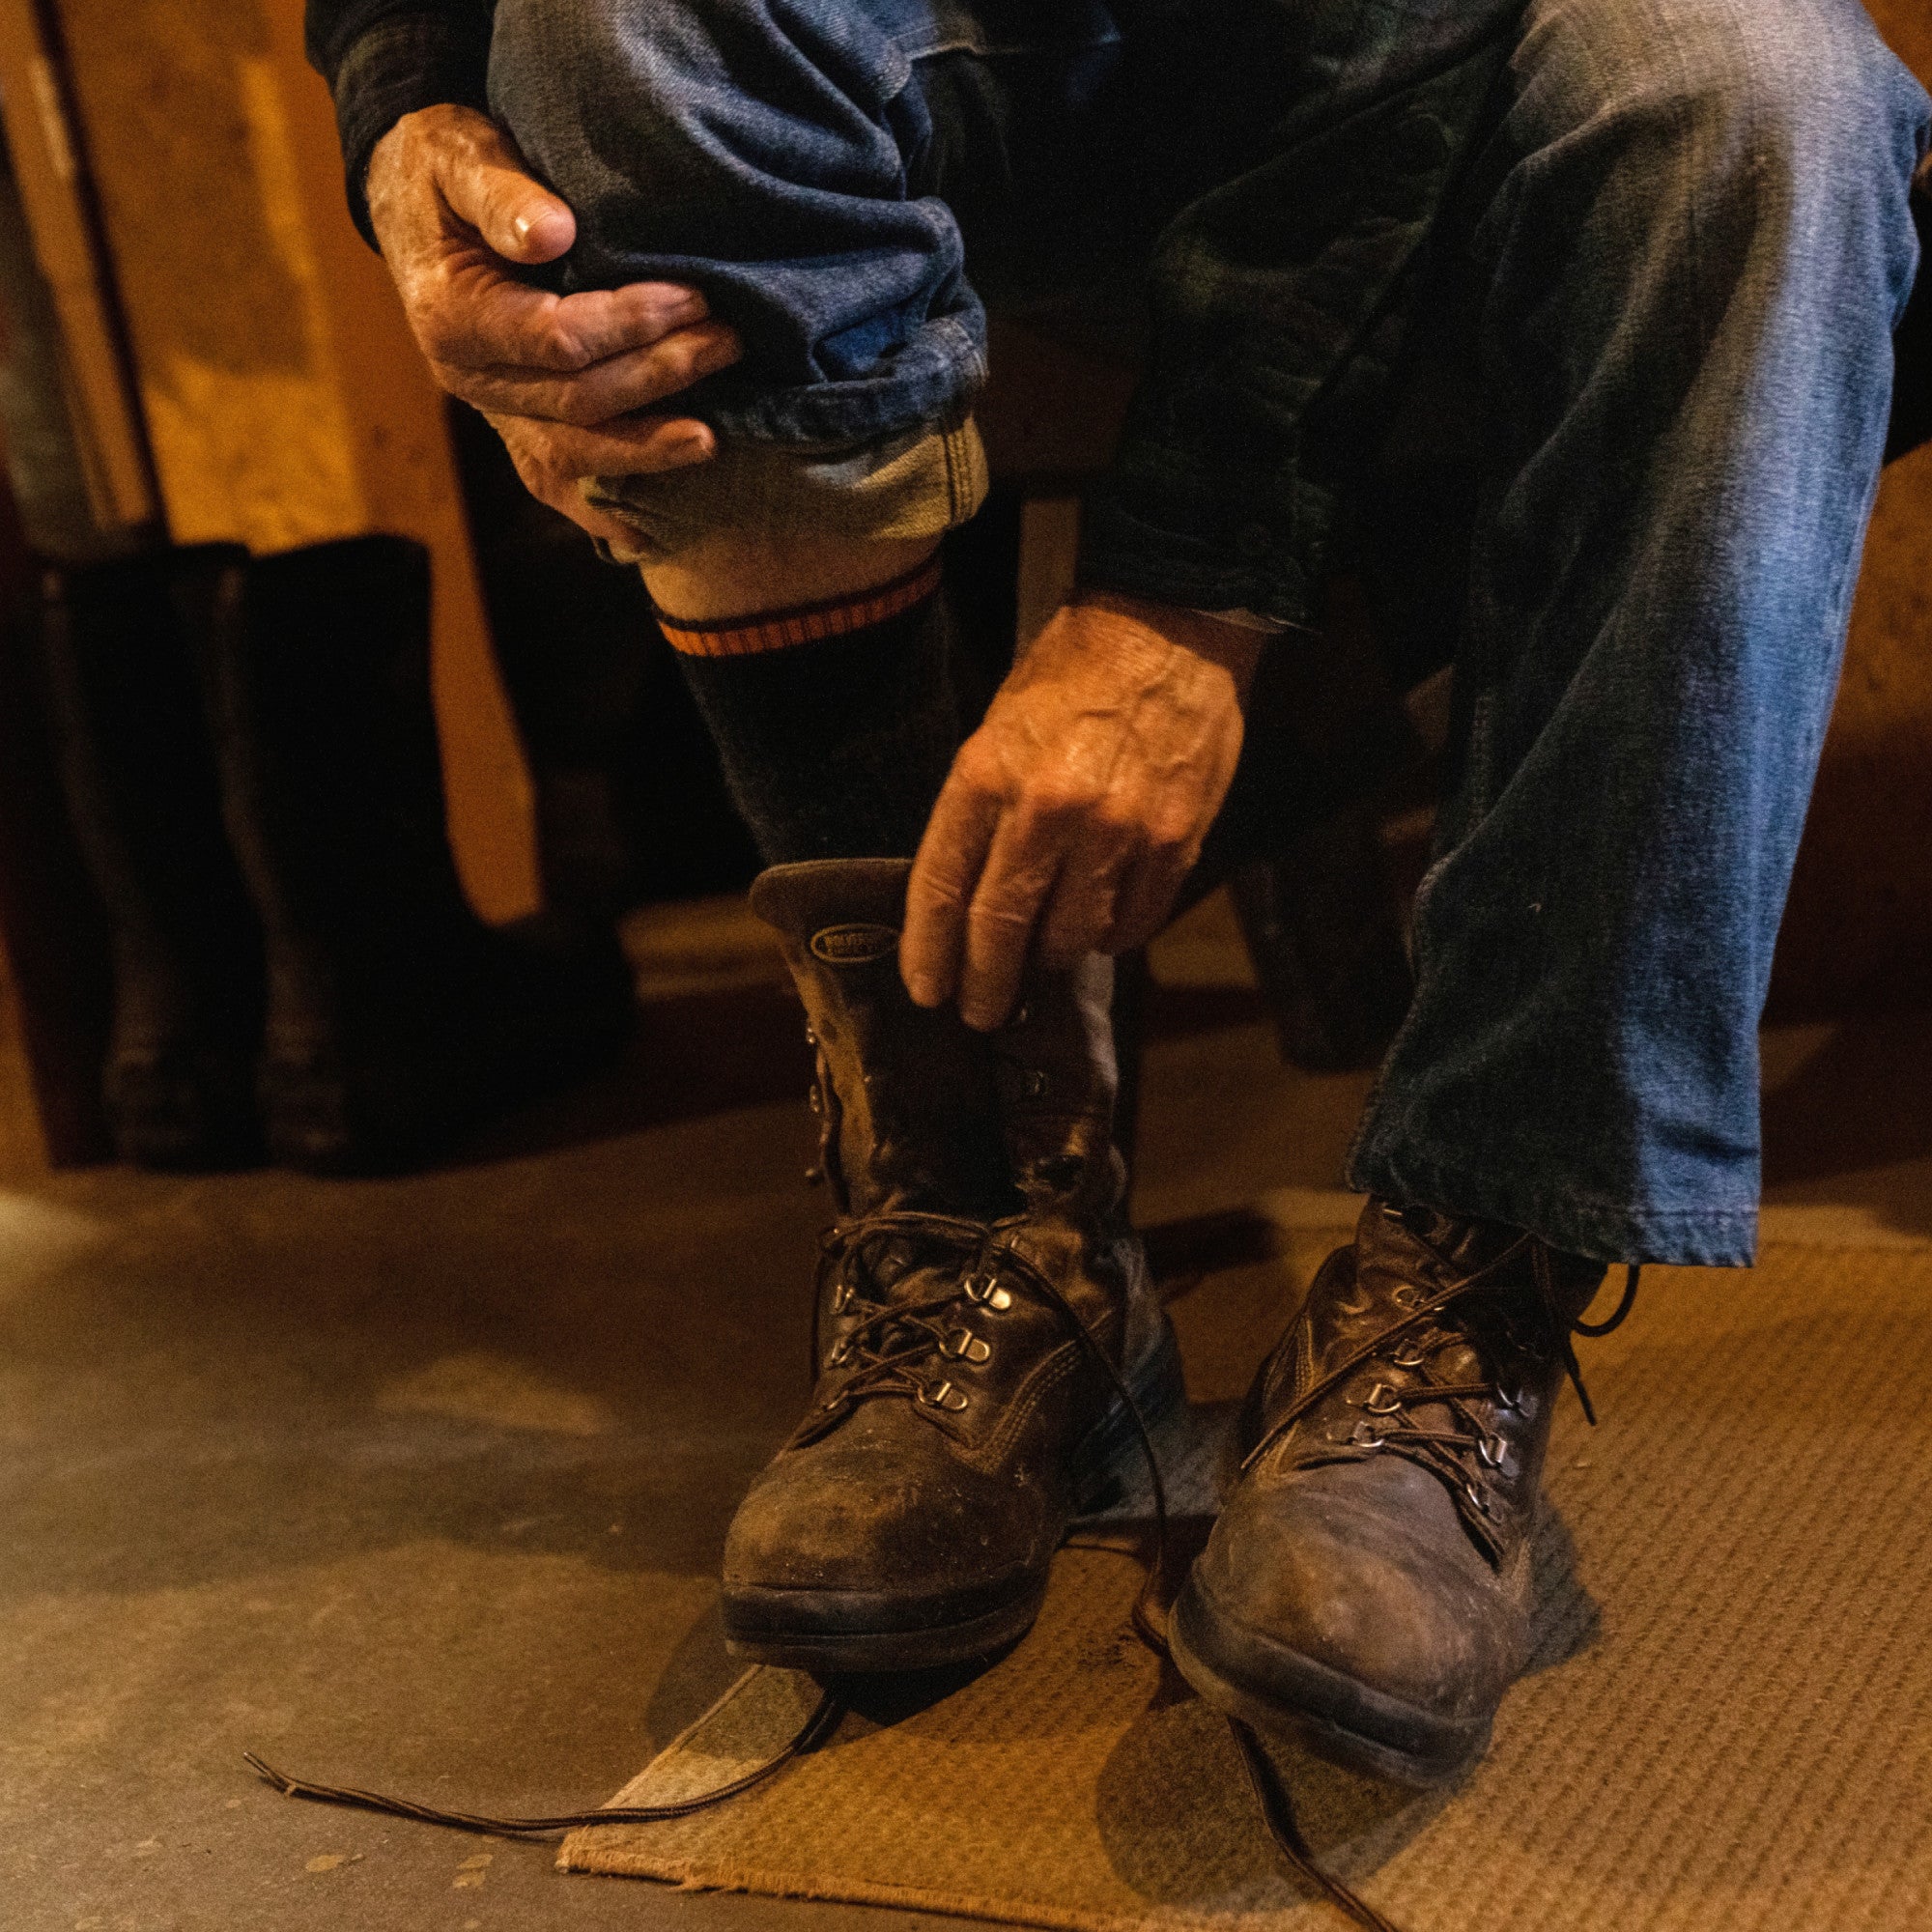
left=512, top=208, right=569, bottom=254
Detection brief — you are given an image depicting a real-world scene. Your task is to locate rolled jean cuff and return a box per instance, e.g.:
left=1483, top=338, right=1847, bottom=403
left=1345, top=1144, right=1759, bottom=1270
left=582, top=414, right=989, bottom=568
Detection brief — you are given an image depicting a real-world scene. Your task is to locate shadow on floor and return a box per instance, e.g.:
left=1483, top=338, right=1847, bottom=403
left=454, top=970, right=1271, bottom=1174
left=1762, top=1006, right=1932, bottom=1232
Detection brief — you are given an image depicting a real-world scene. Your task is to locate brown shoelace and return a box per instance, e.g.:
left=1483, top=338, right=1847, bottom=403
left=245, top=1229, right=1639, bottom=1932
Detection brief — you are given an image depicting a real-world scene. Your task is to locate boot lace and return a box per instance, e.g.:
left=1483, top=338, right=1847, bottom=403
left=242, top=1186, right=1634, bottom=1932
left=1241, top=1214, right=1641, bottom=1536
left=798, top=1210, right=1016, bottom=1431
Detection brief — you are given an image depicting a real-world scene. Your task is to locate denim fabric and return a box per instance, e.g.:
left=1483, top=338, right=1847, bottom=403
left=486, top=0, right=1928, bottom=1265
left=489, top=0, right=995, bottom=447
left=1346, top=0, right=1929, bottom=1265
left=487, top=0, right=1522, bottom=611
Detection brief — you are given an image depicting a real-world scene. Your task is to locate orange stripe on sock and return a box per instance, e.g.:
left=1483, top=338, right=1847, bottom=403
left=657, top=555, right=942, bottom=658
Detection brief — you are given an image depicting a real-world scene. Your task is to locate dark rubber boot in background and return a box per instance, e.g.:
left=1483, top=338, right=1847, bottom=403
left=199, top=534, right=633, bottom=1174
left=37, top=545, right=266, bottom=1169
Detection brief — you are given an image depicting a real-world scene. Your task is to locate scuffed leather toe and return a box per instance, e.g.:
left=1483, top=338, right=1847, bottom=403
left=1192, top=1455, right=1527, bottom=1725
left=722, top=1405, right=1056, bottom=1637
left=1171, top=1198, right=1607, bottom=1784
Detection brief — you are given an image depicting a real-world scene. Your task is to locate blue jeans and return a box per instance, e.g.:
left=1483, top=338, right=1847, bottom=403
left=490, top=0, right=1927, bottom=1266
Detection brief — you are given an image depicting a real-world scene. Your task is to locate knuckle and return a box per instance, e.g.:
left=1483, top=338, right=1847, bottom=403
left=1090, top=797, right=1146, bottom=843
left=548, top=384, right=604, bottom=428
left=1145, top=805, right=1198, bottom=855
left=949, top=740, right=1004, bottom=796
left=541, top=323, right=593, bottom=374
left=1020, top=778, right=1091, bottom=826
left=914, top=870, right=972, bottom=914
left=968, top=894, right=1038, bottom=936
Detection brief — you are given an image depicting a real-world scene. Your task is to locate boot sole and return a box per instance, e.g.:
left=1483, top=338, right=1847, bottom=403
left=1167, top=1575, right=1490, bottom=1788
left=106, top=1060, right=263, bottom=1172
left=723, top=1319, right=1185, bottom=1675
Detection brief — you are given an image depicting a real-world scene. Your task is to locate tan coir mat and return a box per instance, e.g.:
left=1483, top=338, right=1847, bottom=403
left=563, top=1238, right=1932, bottom=1931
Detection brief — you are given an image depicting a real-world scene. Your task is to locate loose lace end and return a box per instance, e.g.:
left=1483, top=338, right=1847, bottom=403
left=241, top=1687, right=844, bottom=1839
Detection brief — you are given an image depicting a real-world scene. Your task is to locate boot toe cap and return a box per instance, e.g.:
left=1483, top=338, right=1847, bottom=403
left=1183, top=1456, right=1527, bottom=1747
left=721, top=1412, right=1057, bottom=1648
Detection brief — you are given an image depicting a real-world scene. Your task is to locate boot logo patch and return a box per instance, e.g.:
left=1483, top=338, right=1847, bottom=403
left=810, top=923, right=899, bottom=965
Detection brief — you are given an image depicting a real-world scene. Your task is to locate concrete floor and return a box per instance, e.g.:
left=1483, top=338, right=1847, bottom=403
left=6, top=893, right=1930, bottom=1932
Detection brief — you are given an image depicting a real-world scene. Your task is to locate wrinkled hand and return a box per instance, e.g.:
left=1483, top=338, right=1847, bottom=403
left=364, top=104, right=743, bottom=541
left=902, top=593, right=1261, bottom=1030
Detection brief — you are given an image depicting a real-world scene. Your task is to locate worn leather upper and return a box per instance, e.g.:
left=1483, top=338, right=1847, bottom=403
left=1193, top=1199, right=1607, bottom=1720
left=727, top=859, right=1165, bottom=1617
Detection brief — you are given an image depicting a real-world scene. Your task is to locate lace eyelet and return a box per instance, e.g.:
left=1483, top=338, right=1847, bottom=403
left=965, top=1272, right=1012, bottom=1311
left=1329, top=1417, right=1386, bottom=1449
left=1390, top=1339, right=1429, bottom=1368
left=919, top=1379, right=970, bottom=1412
left=1478, top=1434, right=1509, bottom=1468
left=941, top=1328, right=991, bottom=1364
left=1463, top=1480, right=1494, bottom=1518
left=1391, top=1283, right=1421, bottom=1311
left=1363, top=1381, right=1404, bottom=1416
left=830, top=1281, right=854, bottom=1313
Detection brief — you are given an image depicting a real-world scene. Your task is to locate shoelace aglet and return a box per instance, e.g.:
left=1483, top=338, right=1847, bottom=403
left=242, top=1750, right=295, bottom=1795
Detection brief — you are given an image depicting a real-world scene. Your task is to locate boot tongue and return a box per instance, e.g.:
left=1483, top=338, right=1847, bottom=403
left=752, top=860, right=1015, bottom=1220
left=1377, top=1199, right=1520, bottom=1277
left=1374, top=1198, right=1608, bottom=1319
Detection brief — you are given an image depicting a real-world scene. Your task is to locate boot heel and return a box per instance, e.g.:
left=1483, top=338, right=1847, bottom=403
left=1072, top=1314, right=1185, bottom=1512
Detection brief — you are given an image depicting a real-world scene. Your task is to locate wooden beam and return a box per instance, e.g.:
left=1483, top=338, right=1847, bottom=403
left=43, top=0, right=541, bottom=923
left=0, top=0, right=156, bottom=535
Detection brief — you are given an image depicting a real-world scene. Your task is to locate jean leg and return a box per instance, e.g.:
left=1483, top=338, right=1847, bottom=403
left=1348, top=0, right=1929, bottom=1265
left=488, top=0, right=1133, bottom=450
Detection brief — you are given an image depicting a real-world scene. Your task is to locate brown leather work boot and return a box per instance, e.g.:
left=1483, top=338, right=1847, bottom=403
left=723, top=858, right=1181, bottom=1672
left=1171, top=1197, right=1631, bottom=1785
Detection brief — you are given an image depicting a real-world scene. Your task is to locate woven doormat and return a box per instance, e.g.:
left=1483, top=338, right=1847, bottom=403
left=564, top=1240, right=1932, bottom=1931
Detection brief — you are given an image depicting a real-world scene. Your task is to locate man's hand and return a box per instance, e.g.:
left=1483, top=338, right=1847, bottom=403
left=364, top=104, right=744, bottom=541
left=902, top=593, right=1262, bottom=1030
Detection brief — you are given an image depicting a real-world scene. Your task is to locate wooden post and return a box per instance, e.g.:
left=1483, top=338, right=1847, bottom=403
left=0, top=0, right=156, bottom=537
left=41, top=0, right=541, bottom=925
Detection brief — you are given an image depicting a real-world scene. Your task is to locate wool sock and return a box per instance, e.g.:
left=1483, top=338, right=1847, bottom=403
left=661, top=555, right=961, bottom=864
